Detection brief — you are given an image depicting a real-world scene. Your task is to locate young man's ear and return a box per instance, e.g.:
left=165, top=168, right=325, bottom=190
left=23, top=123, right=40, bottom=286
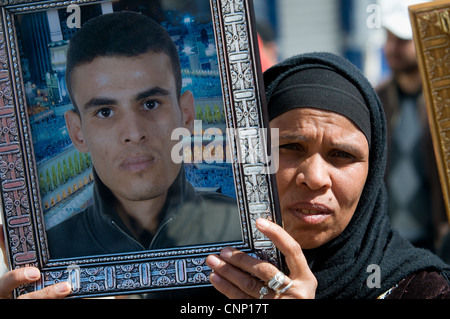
left=64, top=110, right=89, bottom=153
left=179, top=90, right=195, bottom=132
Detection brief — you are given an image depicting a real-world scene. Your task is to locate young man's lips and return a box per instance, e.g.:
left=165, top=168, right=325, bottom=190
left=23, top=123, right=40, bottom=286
left=287, top=203, right=333, bottom=225
left=120, top=156, right=155, bottom=172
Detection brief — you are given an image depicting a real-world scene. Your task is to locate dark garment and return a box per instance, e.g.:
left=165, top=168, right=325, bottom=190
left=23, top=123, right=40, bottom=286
left=263, top=52, right=450, bottom=299
left=267, top=67, right=371, bottom=145
left=376, top=77, right=447, bottom=252
left=381, top=270, right=450, bottom=299
left=46, top=167, right=242, bottom=259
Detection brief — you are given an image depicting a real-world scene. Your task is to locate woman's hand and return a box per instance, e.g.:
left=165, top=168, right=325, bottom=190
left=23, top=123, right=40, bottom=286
left=0, top=267, right=72, bottom=299
left=0, top=225, right=72, bottom=299
left=206, top=218, right=317, bottom=299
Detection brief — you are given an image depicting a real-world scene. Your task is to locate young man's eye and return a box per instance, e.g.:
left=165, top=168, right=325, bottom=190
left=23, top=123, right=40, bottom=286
left=143, top=100, right=161, bottom=110
left=96, top=108, right=114, bottom=118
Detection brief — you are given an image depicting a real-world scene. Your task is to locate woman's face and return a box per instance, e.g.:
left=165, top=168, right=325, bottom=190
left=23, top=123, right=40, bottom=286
left=270, top=108, right=370, bottom=249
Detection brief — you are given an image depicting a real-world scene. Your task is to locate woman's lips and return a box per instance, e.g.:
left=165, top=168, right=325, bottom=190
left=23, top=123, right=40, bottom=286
left=288, top=204, right=333, bottom=225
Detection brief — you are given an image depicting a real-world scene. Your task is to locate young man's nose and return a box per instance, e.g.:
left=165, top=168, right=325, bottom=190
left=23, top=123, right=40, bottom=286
left=121, top=113, right=147, bottom=143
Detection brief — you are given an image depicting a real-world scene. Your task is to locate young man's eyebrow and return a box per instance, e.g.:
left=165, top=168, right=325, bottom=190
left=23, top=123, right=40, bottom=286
left=134, top=87, right=171, bottom=101
left=83, top=97, right=117, bottom=110
left=81, top=87, right=171, bottom=111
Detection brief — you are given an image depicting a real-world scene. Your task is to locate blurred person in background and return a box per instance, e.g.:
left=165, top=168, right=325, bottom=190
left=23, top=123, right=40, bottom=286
left=376, top=0, right=449, bottom=260
left=257, top=21, right=279, bottom=72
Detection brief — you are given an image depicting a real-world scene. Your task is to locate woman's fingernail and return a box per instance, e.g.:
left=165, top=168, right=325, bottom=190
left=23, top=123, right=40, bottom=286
left=256, top=218, right=270, bottom=229
left=220, top=247, right=233, bottom=259
left=206, top=255, right=221, bottom=268
left=24, top=268, right=40, bottom=280
left=55, top=281, right=71, bottom=294
left=209, top=272, right=222, bottom=283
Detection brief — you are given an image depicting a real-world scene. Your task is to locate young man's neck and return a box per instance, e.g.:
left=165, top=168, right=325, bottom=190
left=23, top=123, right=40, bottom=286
left=115, top=194, right=167, bottom=240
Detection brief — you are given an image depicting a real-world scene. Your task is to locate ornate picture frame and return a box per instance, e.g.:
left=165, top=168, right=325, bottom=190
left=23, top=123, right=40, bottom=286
left=410, top=0, right=450, bottom=224
left=0, top=0, right=282, bottom=298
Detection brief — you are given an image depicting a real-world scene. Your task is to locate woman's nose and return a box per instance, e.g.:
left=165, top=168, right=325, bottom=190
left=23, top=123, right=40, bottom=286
left=295, top=154, right=332, bottom=191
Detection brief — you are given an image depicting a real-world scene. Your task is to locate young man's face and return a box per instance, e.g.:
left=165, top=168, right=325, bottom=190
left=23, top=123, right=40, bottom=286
left=65, top=52, right=194, bottom=206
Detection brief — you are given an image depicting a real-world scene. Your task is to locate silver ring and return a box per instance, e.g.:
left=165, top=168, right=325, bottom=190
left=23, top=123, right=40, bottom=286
left=267, top=271, right=285, bottom=291
left=276, top=280, right=293, bottom=294
left=259, top=286, right=269, bottom=299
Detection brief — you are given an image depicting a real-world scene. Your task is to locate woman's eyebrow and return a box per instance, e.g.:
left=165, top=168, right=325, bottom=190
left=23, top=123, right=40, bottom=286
left=278, top=133, right=310, bottom=143
left=278, top=133, right=367, bottom=154
left=329, top=141, right=366, bottom=156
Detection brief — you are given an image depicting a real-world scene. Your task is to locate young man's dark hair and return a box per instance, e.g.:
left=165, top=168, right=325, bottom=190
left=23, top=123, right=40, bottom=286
left=65, top=11, right=182, bottom=112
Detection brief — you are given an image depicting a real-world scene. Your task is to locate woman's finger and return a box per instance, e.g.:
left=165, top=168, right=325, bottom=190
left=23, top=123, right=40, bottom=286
left=0, top=267, right=40, bottom=299
left=218, top=247, right=281, bottom=283
left=206, top=253, right=269, bottom=299
left=0, top=267, right=71, bottom=299
left=209, top=247, right=298, bottom=298
left=209, top=270, right=255, bottom=299
left=255, top=218, right=311, bottom=278
left=17, top=281, right=71, bottom=299
left=206, top=218, right=318, bottom=299
left=0, top=225, right=8, bottom=267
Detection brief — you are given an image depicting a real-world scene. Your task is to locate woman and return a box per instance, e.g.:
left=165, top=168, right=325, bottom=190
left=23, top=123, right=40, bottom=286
left=206, top=52, right=450, bottom=299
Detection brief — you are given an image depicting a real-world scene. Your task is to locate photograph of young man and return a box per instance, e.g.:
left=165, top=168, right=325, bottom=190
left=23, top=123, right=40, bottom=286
left=46, top=11, right=242, bottom=258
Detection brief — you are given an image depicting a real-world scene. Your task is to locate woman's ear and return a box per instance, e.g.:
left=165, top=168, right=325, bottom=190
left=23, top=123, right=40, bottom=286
left=64, top=110, right=89, bottom=153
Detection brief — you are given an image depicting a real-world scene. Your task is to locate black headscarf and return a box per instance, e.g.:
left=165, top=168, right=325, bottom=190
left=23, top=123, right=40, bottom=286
left=264, top=52, right=450, bottom=299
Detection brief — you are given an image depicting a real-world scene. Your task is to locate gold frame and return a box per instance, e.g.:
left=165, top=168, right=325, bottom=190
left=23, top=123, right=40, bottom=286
left=410, top=0, right=450, bottom=224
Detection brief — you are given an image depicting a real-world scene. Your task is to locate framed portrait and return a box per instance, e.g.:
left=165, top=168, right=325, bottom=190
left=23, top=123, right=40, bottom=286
left=0, top=0, right=282, bottom=298
left=410, top=0, right=450, bottom=223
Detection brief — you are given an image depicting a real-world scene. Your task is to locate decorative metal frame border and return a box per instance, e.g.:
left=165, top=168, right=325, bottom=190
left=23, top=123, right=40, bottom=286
left=0, top=0, right=282, bottom=298
left=410, top=0, right=450, bottom=224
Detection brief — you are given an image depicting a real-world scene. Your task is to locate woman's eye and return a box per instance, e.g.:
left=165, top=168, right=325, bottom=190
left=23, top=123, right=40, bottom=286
left=143, top=100, right=160, bottom=110
left=280, top=143, right=302, bottom=151
left=331, top=150, right=355, bottom=159
left=96, top=108, right=113, bottom=118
